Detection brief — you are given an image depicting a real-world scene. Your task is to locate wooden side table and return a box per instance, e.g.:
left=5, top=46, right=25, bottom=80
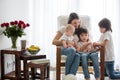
left=1, top=48, right=23, bottom=80
left=1, top=48, right=47, bottom=80
left=20, top=54, right=46, bottom=80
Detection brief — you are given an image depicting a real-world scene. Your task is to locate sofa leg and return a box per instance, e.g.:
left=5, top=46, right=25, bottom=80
left=56, top=66, right=61, bottom=80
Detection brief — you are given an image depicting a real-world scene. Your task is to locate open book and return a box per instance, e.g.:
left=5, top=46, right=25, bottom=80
left=78, top=47, right=100, bottom=54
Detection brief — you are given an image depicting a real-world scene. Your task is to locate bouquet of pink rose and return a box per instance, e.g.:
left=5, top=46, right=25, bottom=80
left=0, top=20, right=30, bottom=38
left=0, top=20, right=30, bottom=48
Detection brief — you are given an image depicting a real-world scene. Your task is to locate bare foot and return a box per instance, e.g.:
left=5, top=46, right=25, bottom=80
left=96, top=78, right=100, bottom=80
left=86, top=78, right=90, bottom=80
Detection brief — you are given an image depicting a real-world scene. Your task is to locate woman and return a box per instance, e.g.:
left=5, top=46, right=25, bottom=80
left=52, top=12, right=81, bottom=75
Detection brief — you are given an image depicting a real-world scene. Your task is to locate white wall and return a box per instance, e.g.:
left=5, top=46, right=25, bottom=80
left=0, top=0, right=31, bottom=78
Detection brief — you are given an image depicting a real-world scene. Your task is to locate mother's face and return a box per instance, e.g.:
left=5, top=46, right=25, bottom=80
left=71, top=19, right=81, bottom=29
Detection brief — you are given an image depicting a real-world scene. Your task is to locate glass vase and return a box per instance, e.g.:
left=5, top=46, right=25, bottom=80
left=11, top=36, right=18, bottom=49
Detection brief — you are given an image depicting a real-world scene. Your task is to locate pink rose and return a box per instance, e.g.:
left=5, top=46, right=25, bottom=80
left=1, top=23, right=5, bottom=27
left=23, top=24, right=26, bottom=28
left=5, top=23, right=9, bottom=27
left=26, top=23, right=30, bottom=27
left=18, top=23, right=22, bottom=29
left=10, top=21, right=15, bottom=25
left=14, top=20, right=18, bottom=25
left=19, top=20, right=24, bottom=24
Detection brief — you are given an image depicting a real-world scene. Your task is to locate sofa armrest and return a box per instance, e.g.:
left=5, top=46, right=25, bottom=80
left=56, top=46, right=61, bottom=66
left=99, top=46, right=105, bottom=80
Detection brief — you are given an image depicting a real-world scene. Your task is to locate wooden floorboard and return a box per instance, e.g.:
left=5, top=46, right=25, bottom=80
left=0, top=67, right=111, bottom=80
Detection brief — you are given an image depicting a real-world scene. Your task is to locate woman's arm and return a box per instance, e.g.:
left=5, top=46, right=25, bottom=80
left=61, top=40, right=68, bottom=48
left=52, top=31, right=63, bottom=46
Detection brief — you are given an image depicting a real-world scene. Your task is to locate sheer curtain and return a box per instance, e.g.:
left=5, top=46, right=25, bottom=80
left=78, top=0, right=120, bottom=68
left=28, top=0, right=120, bottom=67
left=28, top=0, right=80, bottom=66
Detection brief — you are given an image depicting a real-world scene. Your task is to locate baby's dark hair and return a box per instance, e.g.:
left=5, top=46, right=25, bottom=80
left=98, top=18, right=112, bottom=32
left=77, top=27, right=89, bottom=41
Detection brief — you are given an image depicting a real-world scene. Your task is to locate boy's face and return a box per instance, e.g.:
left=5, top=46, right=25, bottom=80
left=66, top=30, right=74, bottom=36
left=99, top=27, right=106, bottom=33
left=80, top=33, right=89, bottom=42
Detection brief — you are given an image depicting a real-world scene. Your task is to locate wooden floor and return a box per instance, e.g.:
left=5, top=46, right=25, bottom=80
left=50, top=68, right=111, bottom=80
left=0, top=67, right=115, bottom=80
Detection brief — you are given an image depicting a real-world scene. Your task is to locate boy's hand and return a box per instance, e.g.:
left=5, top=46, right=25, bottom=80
left=93, top=42, right=99, bottom=46
left=93, top=42, right=100, bottom=48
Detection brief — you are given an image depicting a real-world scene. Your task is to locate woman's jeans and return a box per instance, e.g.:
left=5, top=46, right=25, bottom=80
left=80, top=52, right=100, bottom=79
left=61, top=47, right=80, bottom=75
left=105, top=61, right=120, bottom=79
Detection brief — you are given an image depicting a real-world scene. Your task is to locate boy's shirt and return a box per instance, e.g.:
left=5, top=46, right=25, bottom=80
left=98, top=31, right=114, bottom=61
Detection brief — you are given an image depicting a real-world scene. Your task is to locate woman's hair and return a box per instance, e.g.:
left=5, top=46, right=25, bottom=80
left=98, top=18, right=112, bottom=32
left=68, top=12, right=80, bottom=34
left=68, top=12, right=79, bottom=24
left=77, top=27, right=89, bottom=41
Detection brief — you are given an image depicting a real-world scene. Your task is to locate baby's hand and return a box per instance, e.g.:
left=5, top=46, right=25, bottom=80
left=67, top=44, right=73, bottom=47
left=63, top=44, right=68, bottom=48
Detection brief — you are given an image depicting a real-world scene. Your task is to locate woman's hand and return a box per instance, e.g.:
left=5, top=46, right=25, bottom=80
left=86, top=44, right=92, bottom=52
left=88, top=42, right=92, bottom=45
left=76, top=46, right=80, bottom=52
left=52, top=32, right=63, bottom=46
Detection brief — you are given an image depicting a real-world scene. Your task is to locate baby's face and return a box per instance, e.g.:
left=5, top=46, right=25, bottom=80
left=66, top=30, right=74, bottom=36
left=80, top=33, right=89, bottom=42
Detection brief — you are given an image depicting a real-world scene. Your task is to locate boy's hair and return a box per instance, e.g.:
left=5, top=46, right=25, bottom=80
left=65, top=24, right=75, bottom=33
left=98, top=18, right=112, bottom=32
left=77, top=27, right=89, bottom=41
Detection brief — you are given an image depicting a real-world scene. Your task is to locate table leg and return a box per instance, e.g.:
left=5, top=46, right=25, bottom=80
left=1, top=53, right=4, bottom=80
left=23, top=59, right=29, bottom=80
left=31, top=67, right=37, bottom=79
left=15, top=54, right=21, bottom=80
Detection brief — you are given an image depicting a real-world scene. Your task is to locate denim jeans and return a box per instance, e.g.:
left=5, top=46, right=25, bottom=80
left=105, top=61, right=120, bottom=79
left=61, top=47, right=80, bottom=75
left=80, top=52, right=100, bottom=79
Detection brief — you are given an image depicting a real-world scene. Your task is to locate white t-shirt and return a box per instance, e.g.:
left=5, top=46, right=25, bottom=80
left=58, top=27, right=79, bottom=42
left=59, top=33, right=74, bottom=41
left=99, top=31, right=115, bottom=61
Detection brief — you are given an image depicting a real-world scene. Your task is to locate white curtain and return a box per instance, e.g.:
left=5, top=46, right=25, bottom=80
left=28, top=0, right=120, bottom=68
left=78, top=0, right=120, bottom=68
